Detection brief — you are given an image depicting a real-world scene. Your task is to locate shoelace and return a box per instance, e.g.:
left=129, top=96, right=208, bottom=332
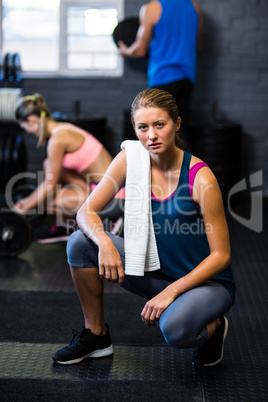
left=70, top=329, right=80, bottom=344
left=67, top=328, right=93, bottom=349
left=62, top=329, right=84, bottom=351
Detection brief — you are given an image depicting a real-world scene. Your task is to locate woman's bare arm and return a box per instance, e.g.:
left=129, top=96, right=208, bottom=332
left=77, top=150, right=127, bottom=284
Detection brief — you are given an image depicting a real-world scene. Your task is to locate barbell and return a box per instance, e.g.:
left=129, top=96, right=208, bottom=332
left=0, top=184, right=36, bottom=257
left=0, top=210, right=32, bottom=257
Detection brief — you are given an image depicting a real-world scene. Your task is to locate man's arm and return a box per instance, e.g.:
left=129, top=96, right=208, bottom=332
left=192, top=0, right=203, bottom=51
left=118, top=1, right=162, bottom=58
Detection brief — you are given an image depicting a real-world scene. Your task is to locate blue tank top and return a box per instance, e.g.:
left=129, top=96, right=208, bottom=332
left=148, top=0, right=199, bottom=87
left=151, top=151, right=236, bottom=303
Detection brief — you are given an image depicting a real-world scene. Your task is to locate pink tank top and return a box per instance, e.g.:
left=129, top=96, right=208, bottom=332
left=151, top=161, right=208, bottom=202
left=51, top=123, right=103, bottom=172
left=188, top=162, right=208, bottom=197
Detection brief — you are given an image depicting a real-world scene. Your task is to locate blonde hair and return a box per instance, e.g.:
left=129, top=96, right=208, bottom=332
left=15, top=93, right=52, bottom=147
left=131, top=88, right=186, bottom=149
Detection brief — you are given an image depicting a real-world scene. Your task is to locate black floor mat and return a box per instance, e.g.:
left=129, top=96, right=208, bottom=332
left=0, top=200, right=268, bottom=401
left=0, top=291, right=165, bottom=345
left=0, top=293, right=202, bottom=401
left=0, top=378, right=202, bottom=402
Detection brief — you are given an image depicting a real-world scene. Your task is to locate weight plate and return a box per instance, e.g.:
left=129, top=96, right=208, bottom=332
left=12, top=135, right=27, bottom=174
left=0, top=210, right=32, bottom=257
left=112, top=17, right=140, bottom=48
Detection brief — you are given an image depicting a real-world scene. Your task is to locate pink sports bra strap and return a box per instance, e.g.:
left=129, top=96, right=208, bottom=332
left=52, top=123, right=103, bottom=172
left=189, top=162, right=208, bottom=197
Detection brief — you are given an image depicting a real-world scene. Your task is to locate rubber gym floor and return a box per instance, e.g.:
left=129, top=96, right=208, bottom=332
left=0, top=199, right=267, bottom=402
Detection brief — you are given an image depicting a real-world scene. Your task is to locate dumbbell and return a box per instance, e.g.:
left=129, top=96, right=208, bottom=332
left=4, top=53, right=13, bottom=81
left=12, top=53, right=22, bottom=82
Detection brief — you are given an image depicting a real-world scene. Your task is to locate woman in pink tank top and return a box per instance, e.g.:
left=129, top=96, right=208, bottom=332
left=12, top=93, right=124, bottom=242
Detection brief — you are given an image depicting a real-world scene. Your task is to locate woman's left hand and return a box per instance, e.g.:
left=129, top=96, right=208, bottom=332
left=141, top=287, right=176, bottom=327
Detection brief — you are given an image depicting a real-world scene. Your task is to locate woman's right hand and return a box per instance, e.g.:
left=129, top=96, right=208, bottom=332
left=13, top=196, right=35, bottom=214
left=98, top=238, right=125, bottom=285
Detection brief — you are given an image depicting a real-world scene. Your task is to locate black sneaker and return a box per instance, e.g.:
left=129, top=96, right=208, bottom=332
left=35, top=225, right=71, bottom=244
left=52, top=324, right=113, bottom=365
left=192, top=316, right=228, bottom=367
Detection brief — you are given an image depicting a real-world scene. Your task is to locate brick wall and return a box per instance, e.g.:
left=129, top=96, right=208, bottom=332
left=20, top=0, right=267, bottom=194
left=192, top=0, right=268, bottom=195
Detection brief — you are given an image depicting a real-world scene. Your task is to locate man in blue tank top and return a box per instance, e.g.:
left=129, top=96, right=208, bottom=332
left=118, top=0, right=203, bottom=134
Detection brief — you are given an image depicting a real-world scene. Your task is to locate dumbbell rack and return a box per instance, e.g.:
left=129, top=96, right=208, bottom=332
left=0, top=52, right=22, bottom=86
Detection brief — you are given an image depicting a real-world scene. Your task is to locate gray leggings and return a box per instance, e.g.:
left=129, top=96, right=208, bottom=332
left=67, top=230, right=233, bottom=349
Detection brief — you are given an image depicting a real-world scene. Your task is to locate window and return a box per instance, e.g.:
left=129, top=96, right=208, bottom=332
left=1, top=0, right=124, bottom=77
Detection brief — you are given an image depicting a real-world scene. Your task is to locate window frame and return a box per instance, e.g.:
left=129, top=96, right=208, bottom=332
left=0, top=1, right=2, bottom=50
left=0, top=0, right=124, bottom=79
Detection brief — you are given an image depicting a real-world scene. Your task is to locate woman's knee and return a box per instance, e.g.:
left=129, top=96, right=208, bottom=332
left=160, top=317, right=192, bottom=348
left=159, top=310, right=206, bottom=349
left=67, top=229, right=97, bottom=267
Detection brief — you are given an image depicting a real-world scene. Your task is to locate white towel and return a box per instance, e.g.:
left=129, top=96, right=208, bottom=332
left=121, top=140, right=161, bottom=276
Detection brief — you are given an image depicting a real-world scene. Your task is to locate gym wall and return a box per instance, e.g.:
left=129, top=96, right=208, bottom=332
left=19, top=0, right=267, bottom=195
